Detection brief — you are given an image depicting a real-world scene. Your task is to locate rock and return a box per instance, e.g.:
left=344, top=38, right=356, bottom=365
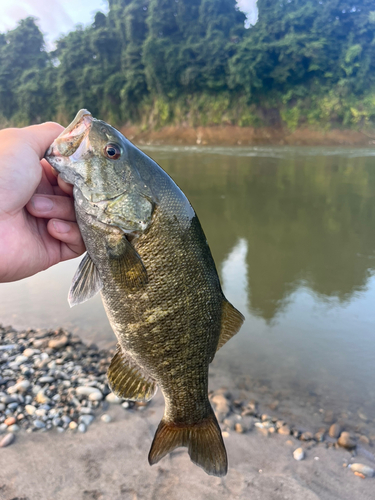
left=25, top=404, right=36, bottom=415
left=255, top=424, right=269, bottom=437
left=34, top=420, right=46, bottom=429
left=300, top=431, right=313, bottom=441
left=14, top=355, right=28, bottom=365
left=293, top=448, right=305, bottom=461
left=101, top=414, right=111, bottom=423
left=329, top=423, right=341, bottom=438
left=261, top=414, right=271, bottom=422
left=48, top=336, right=68, bottom=349
left=315, top=430, right=325, bottom=442
left=0, top=423, right=8, bottom=434
left=23, top=348, right=35, bottom=357
left=69, top=421, right=78, bottom=431
left=349, top=464, right=374, bottom=478
left=105, top=393, right=122, bottom=404
left=79, top=415, right=94, bottom=427
left=52, top=418, right=62, bottom=427
left=35, top=409, right=47, bottom=418
left=56, top=427, right=65, bottom=433
left=359, top=435, right=370, bottom=446
left=35, top=392, right=50, bottom=404
left=278, top=425, right=291, bottom=436
left=122, top=401, right=130, bottom=409
left=79, top=407, right=93, bottom=415
left=286, top=440, right=294, bottom=446
left=0, top=403, right=5, bottom=411
left=7, top=380, right=31, bottom=394
left=7, top=424, right=20, bottom=433
left=338, top=432, right=356, bottom=450
left=223, top=416, right=236, bottom=430
left=234, top=423, right=245, bottom=433
left=78, top=423, right=86, bottom=433
left=0, top=433, right=15, bottom=447
left=4, top=417, right=16, bottom=426
left=357, top=411, right=368, bottom=422
left=76, top=386, right=102, bottom=397
left=88, top=391, right=103, bottom=402
left=39, top=376, right=54, bottom=384
left=210, top=394, right=230, bottom=417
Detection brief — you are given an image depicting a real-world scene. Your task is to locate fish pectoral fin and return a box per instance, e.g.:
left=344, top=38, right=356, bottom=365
left=108, top=345, right=157, bottom=402
left=215, top=299, right=245, bottom=353
left=148, top=409, right=227, bottom=477
left=68, top=253, right=103, bottom=307
left=106, top=235, right=148, bottom=291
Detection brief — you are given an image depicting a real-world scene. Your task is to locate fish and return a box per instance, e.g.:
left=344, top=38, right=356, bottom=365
left=45, top=109, right=244, bottom=476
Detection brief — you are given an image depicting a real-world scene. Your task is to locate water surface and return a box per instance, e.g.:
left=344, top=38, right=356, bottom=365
left=1, top=145, right=375, bottom=429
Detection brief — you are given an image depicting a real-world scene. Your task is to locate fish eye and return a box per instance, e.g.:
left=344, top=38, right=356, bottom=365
left=104, top=143, right=121, bottom=160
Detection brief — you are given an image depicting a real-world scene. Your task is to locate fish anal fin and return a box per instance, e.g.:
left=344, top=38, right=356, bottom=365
left=108, top=345, right=157, bottom=402
left=216, top=300, right=245, bottom=352
left=68, top=253, right=102, bottom=307
left=106, top=235, right=148, bottom=292
left=148, top=410, right=227, bottom=477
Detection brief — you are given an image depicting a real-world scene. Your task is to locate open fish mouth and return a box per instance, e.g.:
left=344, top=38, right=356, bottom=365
left=46, top=109, right=93, bottom=168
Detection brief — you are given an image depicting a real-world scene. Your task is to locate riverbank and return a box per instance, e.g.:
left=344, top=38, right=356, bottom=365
left=0, top=325, right=374, bottom=499
left=120, top=125, right=375, bottom=147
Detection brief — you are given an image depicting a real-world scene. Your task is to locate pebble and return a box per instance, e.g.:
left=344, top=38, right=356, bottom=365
left=35, top=392, right=50, bottom=404
left=0, top=423, right=8, bottom=434
left=78, top=423, right=86, bottom=433
left=349, top=464, right=374, bottom=478
left=300, top=431, right=313, bottom=441
left=0, top=403, right=5, bottom=411
left=329, top=423, right=341, bottom=439
left=105, top=393, right=122, bottom=404
left=34, top=420, right=46, bottom=429
left=88, top=392, right=103, bottom=401
left=101, top=414, right=111, bottom=423
left=7, top=380, right=31, bottom=394
left=4, top=417, right=16, bottom=426
left=79, top=415, right=94, bottom=427
left=48, top=336, right=68, bottom=349
left=39, top=376, right=54, bottom=384
left=0, top=433, right=15, bottom=447
left=25, top=405, right=36, bottom=415
left=210, top=393, right=230, bottom=418
left=69, top=421, right=78, bottom=431
left=7, top=424, right=20, bottom=433
left=278, top=425, right=291, bottom=436
left=359, top=435, right=370, bottom=445
left=338, top=431, right=356, bottom=450
left=293, top=448, right=305, bottom=461
left=14, top=355, right=28, bottom=365
left=76, top=386, right=102, bottom=397
left=315, top=430, right=325, bottom=442
left=23, top=348, right=35, bottom=357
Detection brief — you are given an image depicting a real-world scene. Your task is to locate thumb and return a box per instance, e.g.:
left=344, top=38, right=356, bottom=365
left=21, top=122, right=65, bottom=160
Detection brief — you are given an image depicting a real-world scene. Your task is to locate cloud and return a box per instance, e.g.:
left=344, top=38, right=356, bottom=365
left=236, top=0, right=258, bottom=25
left=0, top=0, right=107, bottom=48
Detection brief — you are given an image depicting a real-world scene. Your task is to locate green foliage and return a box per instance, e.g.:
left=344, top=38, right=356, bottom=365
left=1, top=1, right=375, bottom=130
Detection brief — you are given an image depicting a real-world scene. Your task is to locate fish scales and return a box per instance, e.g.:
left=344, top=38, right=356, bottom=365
left=45, top=109, right=244, bottom=476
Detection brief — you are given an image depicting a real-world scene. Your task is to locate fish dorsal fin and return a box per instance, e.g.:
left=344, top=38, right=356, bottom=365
left=108, top=344, right=157, bottom=402
left=216, top=300, right=245, bottom=352
left=68, top=253, right=103, bottom=307
left=106, top=235, right=148, bottom=292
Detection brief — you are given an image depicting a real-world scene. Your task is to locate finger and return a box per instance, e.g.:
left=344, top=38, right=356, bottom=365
left=47, top=219, right=86, bottom=258
left=35, top=169, right=54, bottom=196
left=26, top=194, right=76, bottom=222
left=40, top=159, right=58, bottom=186
left=22, top=122, right=65, bottom=160
left=57, top=175, right=74, bottom=196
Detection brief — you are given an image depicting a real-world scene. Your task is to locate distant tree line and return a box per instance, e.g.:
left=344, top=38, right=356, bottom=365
left=1, top=0, right=375, bottom=129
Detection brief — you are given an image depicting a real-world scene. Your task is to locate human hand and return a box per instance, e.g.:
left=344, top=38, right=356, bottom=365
left=0, top=122, right=85, bottom=283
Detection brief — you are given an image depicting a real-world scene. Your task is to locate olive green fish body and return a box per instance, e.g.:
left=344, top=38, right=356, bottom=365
left=45, top=110, right=244, bottom=476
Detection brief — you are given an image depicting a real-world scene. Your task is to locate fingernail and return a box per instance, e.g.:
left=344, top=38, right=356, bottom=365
left=53, top=220, right=71, bottom=233
left=31, top=195, right=54, bottom=212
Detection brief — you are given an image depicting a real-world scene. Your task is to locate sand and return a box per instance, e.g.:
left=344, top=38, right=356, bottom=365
left=0, top=393, right=373, bottom=500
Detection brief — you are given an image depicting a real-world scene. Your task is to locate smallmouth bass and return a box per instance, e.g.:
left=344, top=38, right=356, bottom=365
left=45, top=110, right=244, bottom=476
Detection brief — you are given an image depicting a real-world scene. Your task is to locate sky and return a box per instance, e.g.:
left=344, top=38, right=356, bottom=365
left=0, top=0, right=258, bottom=49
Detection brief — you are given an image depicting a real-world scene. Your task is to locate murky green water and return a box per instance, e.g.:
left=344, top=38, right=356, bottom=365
left=1, top=146, right=375, bottom=429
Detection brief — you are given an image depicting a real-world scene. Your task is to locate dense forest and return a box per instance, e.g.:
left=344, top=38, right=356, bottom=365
left=0, top=0, right=375, bottom=130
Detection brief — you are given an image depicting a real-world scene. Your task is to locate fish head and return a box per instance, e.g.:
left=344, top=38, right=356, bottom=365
left=45, top=109, right=155, bottom=232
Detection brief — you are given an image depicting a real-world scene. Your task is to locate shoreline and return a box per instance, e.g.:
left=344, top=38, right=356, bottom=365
left=0, top=325, right=374, bottom=499
left=120, top=125, right=375, bottom=147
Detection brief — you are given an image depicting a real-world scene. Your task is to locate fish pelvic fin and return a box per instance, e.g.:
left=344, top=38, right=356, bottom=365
left=68, top=252, right=103, bottom=307
left=216, top=299, right=245, bottom=353
left=108, top=345, right=157, bottom=402
left=148, top=410, right=227, bottom=477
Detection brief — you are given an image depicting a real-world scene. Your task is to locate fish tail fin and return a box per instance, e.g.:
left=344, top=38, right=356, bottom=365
left=148, top=410, right=227, bottom=477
